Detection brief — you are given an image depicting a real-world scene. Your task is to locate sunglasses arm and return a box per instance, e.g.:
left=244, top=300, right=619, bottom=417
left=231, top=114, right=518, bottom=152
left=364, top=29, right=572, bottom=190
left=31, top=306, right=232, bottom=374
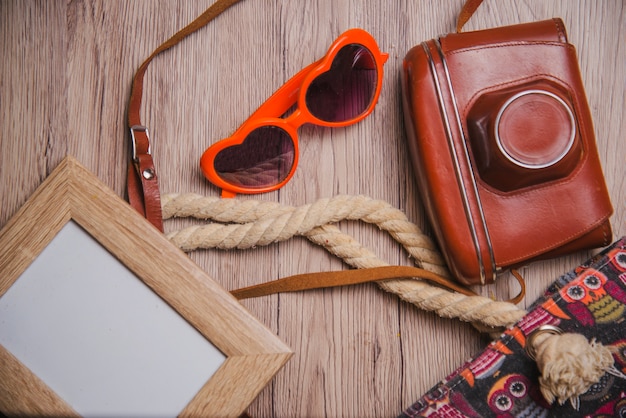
left=248, top=59, right=322, bottom=120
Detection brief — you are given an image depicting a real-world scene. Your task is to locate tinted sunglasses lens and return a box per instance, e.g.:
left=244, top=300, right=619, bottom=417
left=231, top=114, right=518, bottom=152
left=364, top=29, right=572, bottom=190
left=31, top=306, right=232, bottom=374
left=213, top=126, right=295, bottom=189
left=306, top=44, right=378, bottom=123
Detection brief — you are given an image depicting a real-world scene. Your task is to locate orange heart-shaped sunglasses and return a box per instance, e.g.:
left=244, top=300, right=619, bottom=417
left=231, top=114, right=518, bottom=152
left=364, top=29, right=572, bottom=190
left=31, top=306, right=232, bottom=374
left=200, top=28, right=389, bottom=197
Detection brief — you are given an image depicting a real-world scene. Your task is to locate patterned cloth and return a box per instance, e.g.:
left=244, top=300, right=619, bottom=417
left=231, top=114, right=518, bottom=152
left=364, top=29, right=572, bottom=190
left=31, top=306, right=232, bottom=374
left=401, top=237, right=626, bottom=418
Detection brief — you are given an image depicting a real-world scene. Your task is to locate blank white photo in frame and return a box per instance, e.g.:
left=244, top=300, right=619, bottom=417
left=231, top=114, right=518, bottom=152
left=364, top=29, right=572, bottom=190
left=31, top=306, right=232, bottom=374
left=0, top=220, right=225, bottom=417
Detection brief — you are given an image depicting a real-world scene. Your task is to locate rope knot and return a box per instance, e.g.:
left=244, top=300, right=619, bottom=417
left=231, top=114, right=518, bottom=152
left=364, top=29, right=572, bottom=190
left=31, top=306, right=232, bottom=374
left=526, top=325, right=623, bottom=409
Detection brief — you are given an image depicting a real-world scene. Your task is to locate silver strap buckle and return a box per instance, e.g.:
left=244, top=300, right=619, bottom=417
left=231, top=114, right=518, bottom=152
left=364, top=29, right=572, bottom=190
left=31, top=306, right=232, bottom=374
left=130, top=125, right=150, bottom=162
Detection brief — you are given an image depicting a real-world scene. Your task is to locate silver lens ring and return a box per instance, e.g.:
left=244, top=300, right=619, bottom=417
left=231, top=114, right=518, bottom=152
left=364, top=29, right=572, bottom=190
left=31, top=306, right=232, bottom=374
left=494, top=89, right=576, bottom=170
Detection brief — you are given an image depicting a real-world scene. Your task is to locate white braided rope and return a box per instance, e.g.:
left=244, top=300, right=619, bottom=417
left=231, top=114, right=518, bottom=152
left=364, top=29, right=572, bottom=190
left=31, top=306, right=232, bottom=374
left=162, top=193, right=526, bottom=330
left=164, top=194, right=447, bottom=273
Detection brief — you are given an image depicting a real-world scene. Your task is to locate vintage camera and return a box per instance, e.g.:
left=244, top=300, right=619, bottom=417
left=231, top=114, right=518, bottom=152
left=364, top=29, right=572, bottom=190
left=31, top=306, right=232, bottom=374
left=401, top=19, right=613, bottom=285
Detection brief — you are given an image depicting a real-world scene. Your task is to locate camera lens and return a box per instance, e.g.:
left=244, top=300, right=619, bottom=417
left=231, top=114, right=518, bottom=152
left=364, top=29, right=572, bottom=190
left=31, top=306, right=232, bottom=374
left=466, top=82, right=582, bottom=192
left=495, top=90, right=576, bottom=169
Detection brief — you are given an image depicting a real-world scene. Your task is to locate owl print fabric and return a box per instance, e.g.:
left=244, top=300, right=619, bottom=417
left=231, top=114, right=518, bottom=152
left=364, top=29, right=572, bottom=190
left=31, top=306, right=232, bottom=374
left=401, top=236, right=626, bottom=418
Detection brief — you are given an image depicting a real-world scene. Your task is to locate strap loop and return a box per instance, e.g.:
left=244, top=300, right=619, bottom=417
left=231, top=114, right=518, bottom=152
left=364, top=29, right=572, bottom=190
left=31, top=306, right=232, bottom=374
left=508, top=268, right=527, bottom=304
left=129, top=125, right=150, bottom=162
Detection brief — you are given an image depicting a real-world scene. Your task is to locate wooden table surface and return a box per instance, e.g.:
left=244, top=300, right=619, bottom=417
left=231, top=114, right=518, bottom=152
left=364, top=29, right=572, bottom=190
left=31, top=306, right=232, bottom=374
left=1, top=1, right=624, bottom=417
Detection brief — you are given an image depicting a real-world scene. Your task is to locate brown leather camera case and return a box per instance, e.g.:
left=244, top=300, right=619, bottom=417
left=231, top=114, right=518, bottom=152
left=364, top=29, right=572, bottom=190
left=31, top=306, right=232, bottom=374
left=402, top=18, right=613, bottom=285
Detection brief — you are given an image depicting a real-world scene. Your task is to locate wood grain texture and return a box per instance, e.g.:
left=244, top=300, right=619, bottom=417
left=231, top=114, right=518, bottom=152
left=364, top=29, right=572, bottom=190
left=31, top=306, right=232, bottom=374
left=1, top=1, right=624, bottom=417
left=0, top=345, right=79, bottom=416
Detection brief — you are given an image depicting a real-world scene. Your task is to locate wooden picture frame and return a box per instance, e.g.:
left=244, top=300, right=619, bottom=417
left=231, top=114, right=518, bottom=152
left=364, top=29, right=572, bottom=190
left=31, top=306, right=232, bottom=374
left=0, top=156, right=292, bottom=417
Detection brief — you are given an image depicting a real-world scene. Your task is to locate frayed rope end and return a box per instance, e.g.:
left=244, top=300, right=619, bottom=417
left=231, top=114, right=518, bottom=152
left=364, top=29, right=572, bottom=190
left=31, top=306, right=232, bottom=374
left=526, top=325, right=624, bottom=409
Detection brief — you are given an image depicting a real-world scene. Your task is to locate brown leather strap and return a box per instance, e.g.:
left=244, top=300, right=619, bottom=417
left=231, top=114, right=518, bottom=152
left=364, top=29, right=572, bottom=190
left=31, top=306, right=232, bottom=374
left=232, top=265, right=526, bottom=304
left=128, top=126, right=163, bottom=231
left=231, top=265, right=478, bottom=299
left=127, top=0, right=243, bottom=230
left=456, top=0, right=484, bottom=33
